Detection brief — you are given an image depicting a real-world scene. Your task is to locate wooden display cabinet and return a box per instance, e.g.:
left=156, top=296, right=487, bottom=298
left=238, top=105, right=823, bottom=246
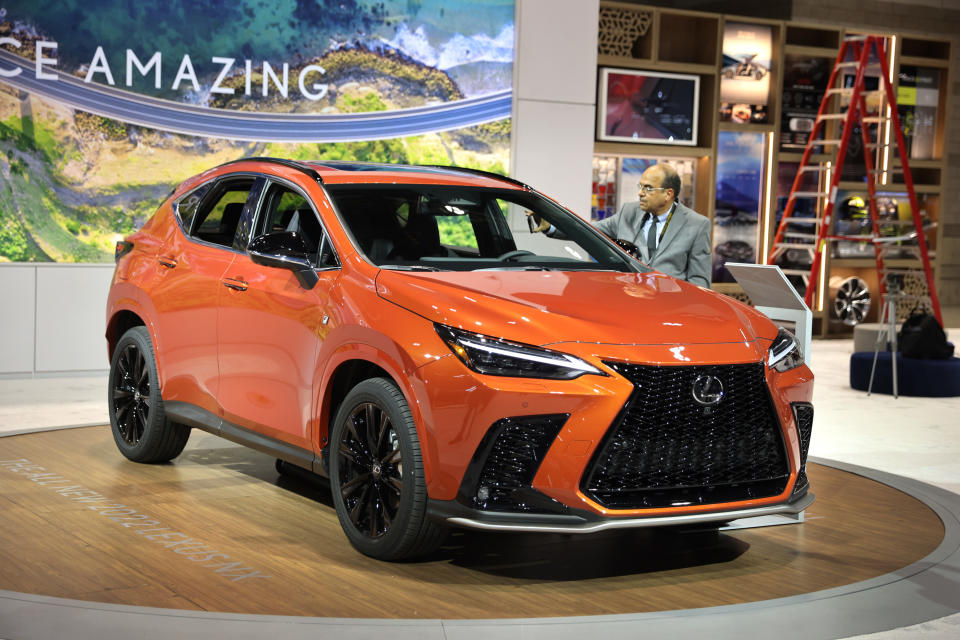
left=595, top=3, right=952, bottom=337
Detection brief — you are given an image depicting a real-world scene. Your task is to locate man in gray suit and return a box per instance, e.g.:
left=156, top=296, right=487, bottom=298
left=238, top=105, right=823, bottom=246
left=534, top=163, right=712, bottom=287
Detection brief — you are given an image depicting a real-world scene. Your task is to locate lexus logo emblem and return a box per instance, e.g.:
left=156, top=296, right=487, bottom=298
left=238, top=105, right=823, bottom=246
left=691, top=375, right=724, bottom=406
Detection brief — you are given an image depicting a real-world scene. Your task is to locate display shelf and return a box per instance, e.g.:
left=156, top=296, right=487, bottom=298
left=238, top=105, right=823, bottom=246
left=719, top=122, right=776, bottom=133
left=698, top=73, right=718, bottom=144
left=785, top=24, right=841, bottom=50
left=900, top=36, right=951, bottom=60
left=596, top=54, right=653, bottom=70
left=594, top=3, right=950, bottom=332
left=894, top=158, right=946, bottom=169
left=783, top=44, right=840, bottom=58
left=658, top=11, right=720, bottom=66
left=832, top=258, right=934, bottom=268
left=835, top=181, right=942, bottom=194
left=593, top=142, right=713, bottom=158
left=777, top=151, right=833, bottom=163
left=874, top=166, right=942, bottom=186
left=899, top=55, right=951, bottom=69
left=882, top=183, right=941, bottom=195
left=595, top=56, right=720, bottom=77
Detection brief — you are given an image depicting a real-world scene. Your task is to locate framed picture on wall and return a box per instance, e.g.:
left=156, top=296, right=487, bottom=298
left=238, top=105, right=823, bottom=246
left=780, top=55, right=831, bottom=151
left=713, top=131, right=765, bottom=283
left=596, top=68, right=699, bottom=145
left=719, top=22, right=773, bottom=124
left=898, top=65, right=940, bottom=159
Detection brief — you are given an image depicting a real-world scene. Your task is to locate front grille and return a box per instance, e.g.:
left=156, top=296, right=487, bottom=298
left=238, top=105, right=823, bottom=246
left=792, top=403, right=814, bottom=493
left=458, top=414, right=568, bottom=512
left=583, top=362, right=789, bottom=509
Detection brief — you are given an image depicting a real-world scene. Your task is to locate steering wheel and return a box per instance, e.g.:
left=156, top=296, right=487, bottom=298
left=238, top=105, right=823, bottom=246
left=615, top=239, right=641, bottom=259
left=497, top=250, right=535, bottom=261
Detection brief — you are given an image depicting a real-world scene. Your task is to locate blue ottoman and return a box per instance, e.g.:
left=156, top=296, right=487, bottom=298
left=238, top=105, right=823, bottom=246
left=850, top=351, right=960, bottom=397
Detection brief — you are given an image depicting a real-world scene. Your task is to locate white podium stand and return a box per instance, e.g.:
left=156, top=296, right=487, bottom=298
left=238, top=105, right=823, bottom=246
left=703, top=263, right=814, bottom=531
left=724, top=263, right=813, bottom=366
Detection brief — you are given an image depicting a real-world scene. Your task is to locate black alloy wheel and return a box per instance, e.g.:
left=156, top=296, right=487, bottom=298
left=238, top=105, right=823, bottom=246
left=329, top=378, right=446, bottom=560
left=108, top=327, right=190, bottom=463
left=112, top=341, right=150, bottom=446
left=338, top=401, right=403, bottom=538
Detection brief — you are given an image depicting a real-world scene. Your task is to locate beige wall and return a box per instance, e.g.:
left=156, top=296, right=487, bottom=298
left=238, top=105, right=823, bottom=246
left=511, top=0, right=599, bottom=217
left=790, top=0, right=960, bottom=304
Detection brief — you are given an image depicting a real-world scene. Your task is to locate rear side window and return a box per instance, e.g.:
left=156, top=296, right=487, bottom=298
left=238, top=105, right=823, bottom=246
left=174, top=184, right=210, bottom=232
left=192, top=179, right=255, bottom=248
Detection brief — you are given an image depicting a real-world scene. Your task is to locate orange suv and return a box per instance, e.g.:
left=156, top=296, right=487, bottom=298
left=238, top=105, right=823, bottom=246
left=106, top=157, right=814, bottom=560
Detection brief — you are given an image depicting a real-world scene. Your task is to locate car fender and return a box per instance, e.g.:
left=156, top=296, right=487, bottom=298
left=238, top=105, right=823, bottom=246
left=314, top=331, right=438, bottom=486
left=105, top=282, right=164, bottom=381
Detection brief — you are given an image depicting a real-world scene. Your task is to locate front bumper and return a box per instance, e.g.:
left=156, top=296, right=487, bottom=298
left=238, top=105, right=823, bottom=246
left=414, top=340, right=814, bottom=520
left=428, top=488, right=814, bottom=533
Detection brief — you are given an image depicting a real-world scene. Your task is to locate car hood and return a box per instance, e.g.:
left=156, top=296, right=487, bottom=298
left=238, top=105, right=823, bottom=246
left=375, top=270, right=777, bottom=347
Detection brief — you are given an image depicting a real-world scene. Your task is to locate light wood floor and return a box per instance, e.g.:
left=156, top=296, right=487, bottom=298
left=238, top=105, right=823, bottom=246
left=0, top=426, right=944, bottom=619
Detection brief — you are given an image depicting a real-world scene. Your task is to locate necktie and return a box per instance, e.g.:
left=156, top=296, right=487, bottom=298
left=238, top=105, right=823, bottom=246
left=646, top=214, right=658, bottom=258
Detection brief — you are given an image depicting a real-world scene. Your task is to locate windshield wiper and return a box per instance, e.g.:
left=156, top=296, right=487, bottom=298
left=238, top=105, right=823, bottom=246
left=379, top=264, right=442, bottom=271
left=473, top=265, right=556, bottom=271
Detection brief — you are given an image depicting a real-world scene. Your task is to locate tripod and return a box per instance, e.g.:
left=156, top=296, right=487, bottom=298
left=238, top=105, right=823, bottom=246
left=867, top=284, right=903, bottom=398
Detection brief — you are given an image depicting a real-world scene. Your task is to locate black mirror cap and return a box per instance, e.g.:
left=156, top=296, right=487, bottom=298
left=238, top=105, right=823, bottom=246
left=248, top=231, right=310, bottom=257
left=248, top=233, right=318, bottom=290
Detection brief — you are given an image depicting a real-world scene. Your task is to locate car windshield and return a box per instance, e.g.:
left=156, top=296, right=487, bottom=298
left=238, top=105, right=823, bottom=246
left=325, top=184, right=642, bottom=272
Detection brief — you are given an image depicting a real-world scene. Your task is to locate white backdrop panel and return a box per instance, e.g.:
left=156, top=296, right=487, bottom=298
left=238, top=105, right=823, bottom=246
left=512, top=100, right=597, bottom=218
left=0, top=266, right=37, bottom=374
left=35, top=265, right=114, bottom=373
left=516, top=0, right=599, bottom=105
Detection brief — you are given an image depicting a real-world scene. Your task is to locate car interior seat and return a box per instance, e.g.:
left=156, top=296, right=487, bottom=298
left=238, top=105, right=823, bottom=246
left=197, top=201, right=245, bottom=246
left=390, top=213, right=451, bottom=259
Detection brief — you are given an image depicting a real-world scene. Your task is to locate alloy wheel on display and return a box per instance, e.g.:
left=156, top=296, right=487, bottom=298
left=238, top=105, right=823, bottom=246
left=834, top=276, right=871, bottom=325
left=111, top=343, right=151, bottom=446
left=337, top=402, right=403, bottom=539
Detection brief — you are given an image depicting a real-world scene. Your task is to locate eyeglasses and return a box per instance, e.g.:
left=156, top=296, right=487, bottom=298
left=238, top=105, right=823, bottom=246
left=638, top=185, right=669, bottom=194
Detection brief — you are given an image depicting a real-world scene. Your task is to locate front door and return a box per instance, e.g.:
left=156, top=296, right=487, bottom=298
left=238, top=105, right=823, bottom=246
left=216, top=179, right=340, bottom=450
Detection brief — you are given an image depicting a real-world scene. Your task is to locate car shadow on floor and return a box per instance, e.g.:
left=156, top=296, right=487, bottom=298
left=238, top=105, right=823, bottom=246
left=438, top=527, right=749, bottom=581
left=178, top=440, right=750, bottom=582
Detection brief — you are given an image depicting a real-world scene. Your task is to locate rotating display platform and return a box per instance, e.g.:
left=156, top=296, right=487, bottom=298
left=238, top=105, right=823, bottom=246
left=1, top=425, right=959, bottom=639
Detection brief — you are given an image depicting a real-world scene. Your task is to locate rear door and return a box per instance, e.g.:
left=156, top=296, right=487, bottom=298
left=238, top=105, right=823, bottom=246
left=152, top=175, right=262, bottom=417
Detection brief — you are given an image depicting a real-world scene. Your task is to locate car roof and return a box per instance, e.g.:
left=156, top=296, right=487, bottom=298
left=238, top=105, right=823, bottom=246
left=210, top=157, right=527, bottom=191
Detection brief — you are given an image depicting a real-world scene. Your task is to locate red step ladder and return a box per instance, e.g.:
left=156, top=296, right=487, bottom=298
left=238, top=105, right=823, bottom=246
left=766, top=34, right=941, bottom=326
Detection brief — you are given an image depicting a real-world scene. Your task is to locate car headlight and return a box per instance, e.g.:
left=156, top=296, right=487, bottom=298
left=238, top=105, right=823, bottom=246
left=768, top=328, right=804, bottom=372
left=435, top=324, right=603, bottom=380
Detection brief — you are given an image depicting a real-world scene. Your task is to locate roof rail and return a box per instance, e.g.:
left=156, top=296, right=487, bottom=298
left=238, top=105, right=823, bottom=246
left=422, top=164, right=531, bottom=190
left=216, top=156, right=324, bottom=184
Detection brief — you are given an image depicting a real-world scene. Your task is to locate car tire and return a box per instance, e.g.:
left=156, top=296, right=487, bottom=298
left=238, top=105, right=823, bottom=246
left=329, top=377, right=447, bottom=560
left=108, top=327, right=190, bottom=463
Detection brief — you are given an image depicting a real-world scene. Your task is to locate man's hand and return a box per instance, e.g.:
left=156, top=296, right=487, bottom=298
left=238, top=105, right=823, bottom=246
left=526, top=211, right=551, bottom=233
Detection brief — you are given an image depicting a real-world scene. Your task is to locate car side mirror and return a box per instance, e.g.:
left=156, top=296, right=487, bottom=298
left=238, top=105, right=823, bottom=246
left=248, top=232, right=319, bottom=289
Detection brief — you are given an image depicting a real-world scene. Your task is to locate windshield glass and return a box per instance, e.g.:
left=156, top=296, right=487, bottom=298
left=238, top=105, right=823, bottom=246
left=325, top=184, right=642, bottom=272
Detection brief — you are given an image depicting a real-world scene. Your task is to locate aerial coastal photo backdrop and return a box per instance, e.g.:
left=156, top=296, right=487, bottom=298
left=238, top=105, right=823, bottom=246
left=0, top=0, right=514, bottom=262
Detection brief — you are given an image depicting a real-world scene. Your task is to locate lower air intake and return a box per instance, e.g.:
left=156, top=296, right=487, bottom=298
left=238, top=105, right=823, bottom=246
left=460, top=414, right=568, bottom=512
left=792, top=403, right=814, bottom=493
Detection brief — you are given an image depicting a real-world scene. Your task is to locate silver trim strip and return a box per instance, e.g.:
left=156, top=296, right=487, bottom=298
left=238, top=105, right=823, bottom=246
left=445, top=493, right=815, bottom=533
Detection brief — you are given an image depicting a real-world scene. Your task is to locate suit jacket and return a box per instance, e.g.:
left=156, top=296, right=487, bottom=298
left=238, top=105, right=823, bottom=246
left=594, top=201, right=711, bottom=287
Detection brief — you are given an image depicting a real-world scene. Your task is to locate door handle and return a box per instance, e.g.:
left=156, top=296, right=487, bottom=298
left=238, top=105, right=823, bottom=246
left=157, top=255, right=178, bottom=268
left=222, top=277, right=248, bottom=292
